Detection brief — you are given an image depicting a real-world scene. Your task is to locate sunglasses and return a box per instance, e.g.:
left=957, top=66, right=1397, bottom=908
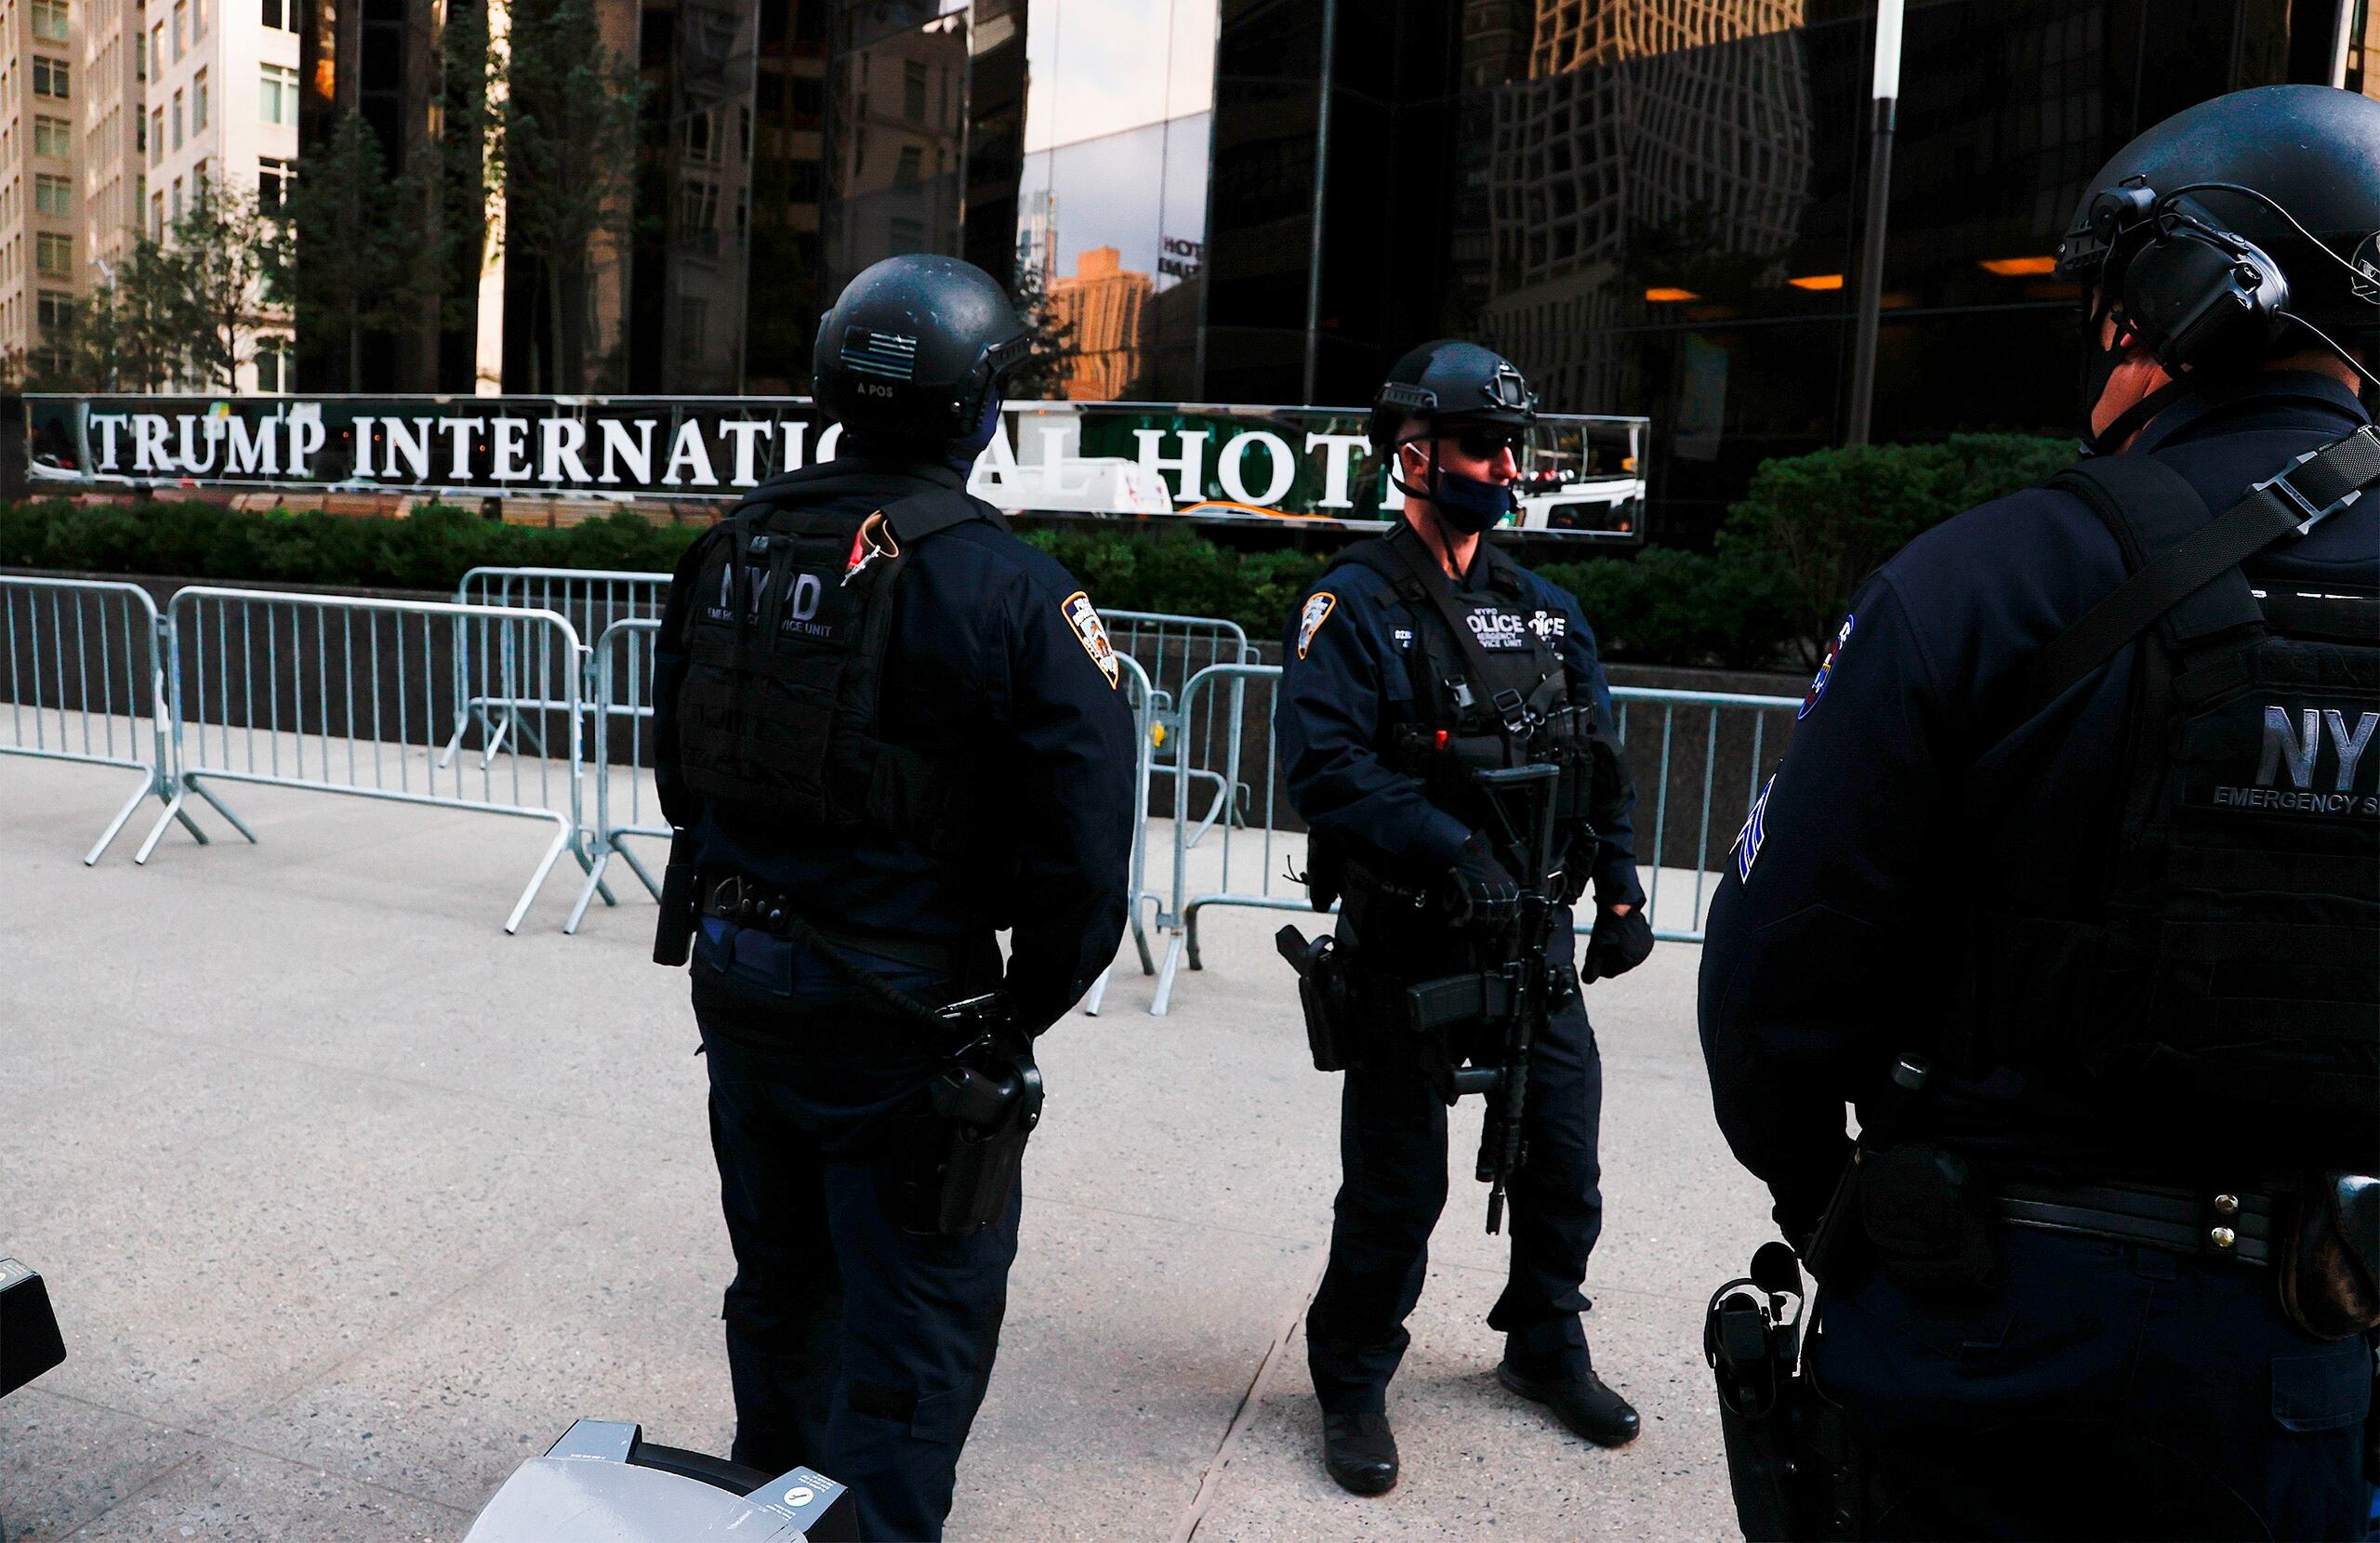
left=1448, top=427, right=1527, bottom=459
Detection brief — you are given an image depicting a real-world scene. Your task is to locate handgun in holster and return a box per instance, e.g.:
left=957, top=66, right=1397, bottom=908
left=912, top=993, right=1043, bottom=1236
left=653, top=825, right=700, bottom=967
left=1276, top=926, right=1357, bottom=1072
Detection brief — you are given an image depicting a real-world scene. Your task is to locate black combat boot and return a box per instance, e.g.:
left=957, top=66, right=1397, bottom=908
left=1320, top=1408, right=1399, bottom=1495
left=1496, top=1352, right=1641, bottom=1447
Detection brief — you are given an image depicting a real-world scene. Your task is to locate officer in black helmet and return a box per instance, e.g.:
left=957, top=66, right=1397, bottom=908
left=1700, top=85, right=2380, bottom=1539
left=651, top=254, right=1136, bottom=1540
left=1276, top=340, right=1656, bottom=1496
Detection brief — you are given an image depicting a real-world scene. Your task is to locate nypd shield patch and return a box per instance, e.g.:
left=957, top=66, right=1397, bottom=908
left=1297, top=592, right=1337, bottom=659
left=1800, top=613, right=1853, bottom=720
left=1063, top=591, right=1120, bottom=689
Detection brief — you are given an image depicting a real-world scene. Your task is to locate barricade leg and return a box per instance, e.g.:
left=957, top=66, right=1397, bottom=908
left=83, top=769, right=178, bottom=866
left=562, top=845, right=614, bottom=935
left=509, top=812, right=577, bottom=936
left=1150, top=930, right=1187, bottom=1017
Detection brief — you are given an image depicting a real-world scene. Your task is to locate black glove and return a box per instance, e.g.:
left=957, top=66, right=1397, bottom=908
left=1580, top=904, right=1653, bottom=982
left=1447, top=832, right=1521, bottom=929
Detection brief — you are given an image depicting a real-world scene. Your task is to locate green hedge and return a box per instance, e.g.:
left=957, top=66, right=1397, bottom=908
left=0, top=431, right=2073, bottom=666
left=0, top=498, right=703, bottom=592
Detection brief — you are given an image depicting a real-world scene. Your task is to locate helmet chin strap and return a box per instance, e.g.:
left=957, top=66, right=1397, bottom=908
left=2083, top=374, right=2200, bottom=456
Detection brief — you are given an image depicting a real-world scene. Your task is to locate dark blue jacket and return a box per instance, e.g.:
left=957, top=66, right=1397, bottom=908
left=1276, top=534, right=1646, bottom=909
left=653, top=455, right=1137, bottom=1032
left=1698, top=374, right=2378, bottom=1237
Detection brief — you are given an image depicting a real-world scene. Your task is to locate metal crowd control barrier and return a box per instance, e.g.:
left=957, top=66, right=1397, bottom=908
left=0, top=575, right=201, bottom=864
left=1102, top=610, right=1257, bottom=851
left=141, top=587, right=588, bottom=933
left=1078, top=652, right=1156, bottom=1014
left=441, top=567, right=668, bottom=769
left=1143, top=666, right=1803, bottom=1015
left=566, top=617, right=668, bottom=934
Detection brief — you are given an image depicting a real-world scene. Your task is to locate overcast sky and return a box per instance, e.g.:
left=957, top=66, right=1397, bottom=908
left=1023, top=0, right=1219, bottom=154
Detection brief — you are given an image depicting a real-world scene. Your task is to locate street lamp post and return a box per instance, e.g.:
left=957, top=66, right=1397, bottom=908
left=1844, top=0, right=1904, bottom=447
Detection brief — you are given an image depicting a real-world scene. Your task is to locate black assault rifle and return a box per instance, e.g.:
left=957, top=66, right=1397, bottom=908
left=1405, top=760, right=1563, bottom=1233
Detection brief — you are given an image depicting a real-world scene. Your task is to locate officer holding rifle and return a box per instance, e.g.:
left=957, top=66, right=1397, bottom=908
left=1276, top=340, right=1655, bottom=1497
left=649, top=254, right=1136, bottom=1541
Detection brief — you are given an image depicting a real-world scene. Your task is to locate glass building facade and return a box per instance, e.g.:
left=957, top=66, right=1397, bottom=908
left=306, top=0, right=2373, bottom=536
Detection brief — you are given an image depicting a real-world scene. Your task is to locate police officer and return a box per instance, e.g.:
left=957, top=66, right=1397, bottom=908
left=651, top=254, right=1136, bottom=1540
left=1699, top=86, right=2380, bottom=1539
left=1277, top=340, right=1657, bottom=1495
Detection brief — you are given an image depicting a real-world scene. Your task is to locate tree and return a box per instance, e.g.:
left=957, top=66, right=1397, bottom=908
left=171, top=175, right=279, bottom=391
left=274, top=112, right=443, bottom=388
left=33, top=238, right=190, bottom=391
left=498, top=0, right=644, bottom=392
left=1008, top=255, right=1077, bottom=402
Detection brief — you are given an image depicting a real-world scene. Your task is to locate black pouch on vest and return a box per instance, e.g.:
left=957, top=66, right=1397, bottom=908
left=1858, top=1143, right=1997, bottom=1294
left=2280, top=1172, right=2380, bottom=1340
left=1276, top=926, right=1355, bottom=1072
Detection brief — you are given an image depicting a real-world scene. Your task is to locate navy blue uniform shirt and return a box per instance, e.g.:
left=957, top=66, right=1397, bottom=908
left=1277, top=534, right=1646, bottom=909
left=652, top=454, right=1137, bottom=1032
left=1698, top=374, right=2379, bottom=1237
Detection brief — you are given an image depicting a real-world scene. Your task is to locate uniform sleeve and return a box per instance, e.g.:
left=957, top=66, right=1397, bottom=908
left=998, top=572, right=1138, bottom=1035
left=1550, top=588, right=1645, bottom=909
left=1695, top=575, right=1949, bottom=1239
left=650, top=528, right=712, bottom=831
left=1276, top=580, right=1472, bottom=873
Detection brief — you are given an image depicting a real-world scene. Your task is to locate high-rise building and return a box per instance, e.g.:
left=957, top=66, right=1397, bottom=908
left=143, top=0, right=301, bottom=389
left=1051, top=244, right=1152, bottom=399
left=1, top=0, right=91, bottom=373
left=80, top=0, right=144, bottom=281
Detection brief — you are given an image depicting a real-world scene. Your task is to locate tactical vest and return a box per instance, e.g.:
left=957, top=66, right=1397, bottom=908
left=1326, top=525, right=1602, bottom=880
left=1957, top=429, right=2380, bottom=1168
left=673, top=465, right=1001, bottom=858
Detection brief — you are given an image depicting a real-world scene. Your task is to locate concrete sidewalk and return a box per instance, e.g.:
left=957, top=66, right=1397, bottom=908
left=0, top=757, right=1772, bottom=1542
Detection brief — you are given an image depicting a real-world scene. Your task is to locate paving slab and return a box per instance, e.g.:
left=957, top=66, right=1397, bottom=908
left=0, top=755, right=1774, bottom=1541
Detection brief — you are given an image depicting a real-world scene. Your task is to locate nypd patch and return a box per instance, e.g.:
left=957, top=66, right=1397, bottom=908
left=1734, top=772, right=1777, bottom=882
left=1063, top=591, right=1120, bottom=689
left=1297, top=592, right=1337, bottom=659
left=1800, top=613, right=1853, bottom=720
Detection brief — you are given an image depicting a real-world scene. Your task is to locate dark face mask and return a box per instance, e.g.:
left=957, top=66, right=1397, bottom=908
left=1397, top=440, right=1516, bottom=534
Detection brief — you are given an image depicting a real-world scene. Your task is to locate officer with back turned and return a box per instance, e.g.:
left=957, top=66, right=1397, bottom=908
left=1276, top=341, right=1657, bottom=1496
left=650, top=254, right=1136, bottom=1540
left=1699, top=86, right=2380, bottom=1539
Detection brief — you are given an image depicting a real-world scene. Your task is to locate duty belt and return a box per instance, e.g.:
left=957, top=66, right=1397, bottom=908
left=1992, top=1179, right=2278, bottom=1267
left=701, top=873, right=971, bottom=977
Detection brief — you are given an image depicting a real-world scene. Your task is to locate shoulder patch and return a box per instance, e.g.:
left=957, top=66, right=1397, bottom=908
left=1062, top=591, right=1120, bottom=689
left=1799, top=613, right=1853, bottom=720
left=1733, top=772, right=1776, bottom=882
left=1297, top=592, right=1337, bottom=659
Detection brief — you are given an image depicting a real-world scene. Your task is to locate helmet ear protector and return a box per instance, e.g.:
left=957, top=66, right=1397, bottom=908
left=2069, top=176, right=2367, bottom=379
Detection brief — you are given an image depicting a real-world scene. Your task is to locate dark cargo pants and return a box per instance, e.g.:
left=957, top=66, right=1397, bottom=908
left=693, top=932, right=1017, bottom=1543
left=1305, top=956, right=1606, bottom=1413
left=1812, top=1224, right=2374, bottom=1540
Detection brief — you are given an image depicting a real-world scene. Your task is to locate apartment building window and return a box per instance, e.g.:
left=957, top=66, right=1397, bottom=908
left=36, top=290, right=73, bottom=331
left=149, top=107, right=162, bottom=165
left=33, top=57, right=71, bottom=99
left=254, top=336, right=293, bottom=392
left=260, top=0, right=293, bottom=29
left=172, top=0, right=186, bottom=60
left=135, top=108, right=146, bottom=154
left=150, top=189, right=163, bottom=238
left=33, top=173, right=70, bottom=217
left=894, top=144, right=920, bottom=190
left=35, top=232, right=72, bottom=275
left=192, top=69, right=207, bottom=131
left=257, top=155, right=290, bottom=212
left=679, top=177, right=718, bottom=232
left=34, top=115, right=72, bottom=159
left=32, top=0, right=68, bottom=41
left=135, top=28, right=146, bottom=80
left=684, top=111, right=715, bottom=165
left=192, top=0, right=206, bottom=40
left=903, top=60, right=927, bottom=122
left=172, top=90, right=183, bottom=151
left=152, top=24, right=163, bottom=74
left=170, top=176, right=182, bottom=221
left=258, top=64, right=296, bottom=126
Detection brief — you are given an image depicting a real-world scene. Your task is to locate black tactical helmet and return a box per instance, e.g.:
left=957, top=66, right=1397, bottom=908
left=813, top=255, right=1034, bottom=452
left=2056, top=86, right=2380, bottom=363
left=1368, top=339, right=1539, bottom=453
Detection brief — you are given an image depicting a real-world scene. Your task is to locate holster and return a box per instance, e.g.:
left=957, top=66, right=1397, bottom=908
left=1807, top=1143, right=1997, bottom=1296
left=898, top=1048, right=1042, bottom=1236
left=2278, top=1172, right=2380, bottom=1340
left=653, top=827, right=700, bottom=967
left=1276, top=926, right=1357, bottom=1072
left=1706, top=1245, right=1867, bottom=1541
